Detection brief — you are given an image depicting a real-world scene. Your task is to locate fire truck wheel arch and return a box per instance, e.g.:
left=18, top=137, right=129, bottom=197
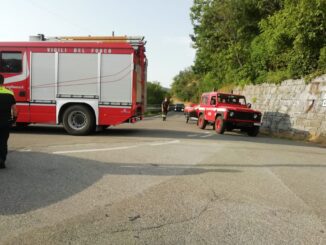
left=57, top=99, right=99, bottom=125
left=61, top=104, right=96, bottom=135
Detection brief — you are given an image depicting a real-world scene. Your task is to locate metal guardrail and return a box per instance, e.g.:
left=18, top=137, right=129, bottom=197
left=146, top=104, right=161, bottom=113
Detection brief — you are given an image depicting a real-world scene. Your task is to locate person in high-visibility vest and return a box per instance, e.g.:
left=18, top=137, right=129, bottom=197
left=0, top=74, right=17, bottom=169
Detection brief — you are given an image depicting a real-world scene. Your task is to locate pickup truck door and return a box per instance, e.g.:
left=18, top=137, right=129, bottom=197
left=205, top=95, right=217, bottom=122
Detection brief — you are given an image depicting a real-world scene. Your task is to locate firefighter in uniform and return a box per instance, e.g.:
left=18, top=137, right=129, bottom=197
left=161, top=97, right=169, bottom=121
left=0, top=74, right=17, bottom=169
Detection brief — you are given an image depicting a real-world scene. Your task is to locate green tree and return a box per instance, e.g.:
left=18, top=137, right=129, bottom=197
left=252, top=0, right=326, bottom=81
left=174, top=0, right=325, bottom=96
left=147, top=81, right=167, bottom=105
left=190, top=0, right=283, bottom=87
left=189, top=0, right=325, bottom=87
left=171, top=67, right=200, bottom=102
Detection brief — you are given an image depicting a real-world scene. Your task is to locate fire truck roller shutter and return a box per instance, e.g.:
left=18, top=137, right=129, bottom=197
left=58, top=54, right=98, bottom=97
left=31, top=53, right=56, bottom=101
left=100, top=54, right=133, bottom=103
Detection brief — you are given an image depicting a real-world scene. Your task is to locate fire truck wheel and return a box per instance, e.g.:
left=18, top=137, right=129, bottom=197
left=63, top=105, right=95, bottom=135
left=215, top=116, right=225, bottom=134
left=247, top=126, right=259, bottom=137
left=198, top=114, right=207, bottom=129
left=15, top=122, right=30, bottom=128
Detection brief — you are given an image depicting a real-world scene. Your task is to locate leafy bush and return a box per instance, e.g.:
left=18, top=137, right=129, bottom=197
left=318, top=47, right=326, bottom=71
left=147, top=81, right=168, bottom=105
left=171, top=0, right=326, bottom=99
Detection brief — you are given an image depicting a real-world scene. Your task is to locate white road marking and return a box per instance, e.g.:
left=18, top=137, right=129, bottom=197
left=150, top=140, right=180, bottom=146
left=53, top=145, right=138, bottom=154
left=53, top=140, right=180, bottom=154
left=18, top=149, right=32, bottom=152
left=188, top=134, right=198, bottom=137
left=200, top=134, right=213, bottom=138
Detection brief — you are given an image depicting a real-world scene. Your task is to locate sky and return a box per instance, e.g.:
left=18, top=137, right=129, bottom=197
left=1, top=0, right=196, bottom=88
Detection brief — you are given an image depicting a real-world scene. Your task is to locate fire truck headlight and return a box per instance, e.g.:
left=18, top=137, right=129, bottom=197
left=229, top=111, right=234, bottom=117
left=253, top=114, right=258, bottom=119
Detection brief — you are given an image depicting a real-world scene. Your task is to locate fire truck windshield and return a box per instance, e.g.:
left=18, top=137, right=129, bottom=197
left=218, top=94, right=246, bottom=105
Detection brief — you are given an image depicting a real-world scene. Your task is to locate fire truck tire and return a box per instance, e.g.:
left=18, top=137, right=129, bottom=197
left=247, top=126, right=259, bottom=137
left=15, top=122, right=30, bottom=128
left=215, top=116, right=225, bottom=134
left=63, top=105, right=95, bottom=135
left=198, top=114, right=207, bottom=129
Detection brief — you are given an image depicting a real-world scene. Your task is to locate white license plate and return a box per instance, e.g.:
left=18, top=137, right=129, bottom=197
left=254, top=123, right=261, bottom=126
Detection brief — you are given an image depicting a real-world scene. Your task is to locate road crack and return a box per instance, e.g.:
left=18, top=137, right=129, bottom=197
left=267, top=168, right=326, bottom=231
left=109, top=204, right=210, bottom=235
left=108, top=176, right=220, bottom=236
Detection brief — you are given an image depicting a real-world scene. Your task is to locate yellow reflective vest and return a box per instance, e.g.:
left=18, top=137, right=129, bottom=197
left=0, top=86, right=14, bottom=96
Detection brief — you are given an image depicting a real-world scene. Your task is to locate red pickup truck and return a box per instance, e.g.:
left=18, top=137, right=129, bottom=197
left=186, top=92, right=262, bottom=137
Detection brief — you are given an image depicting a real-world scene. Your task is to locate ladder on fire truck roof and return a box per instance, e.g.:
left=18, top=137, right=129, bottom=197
left=29, top=34, right=145, bottom=46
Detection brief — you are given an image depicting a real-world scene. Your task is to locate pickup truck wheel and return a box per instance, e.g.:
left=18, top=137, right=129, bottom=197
left=215, top=116, right=225, bottom=134
left=198, top=114, right=207, bottom=129
left=63, top=105, right=95, bottom=135
left=226, top=124, right=234, bottom=132
left=247, top=126, right=259, bottom=137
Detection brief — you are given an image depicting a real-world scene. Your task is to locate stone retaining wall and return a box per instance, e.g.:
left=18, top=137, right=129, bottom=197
left=233, top=75, right=326, bottom=143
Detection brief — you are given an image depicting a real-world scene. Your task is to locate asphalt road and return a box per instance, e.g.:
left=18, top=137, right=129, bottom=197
left=1, top=112, right=325, bottom=244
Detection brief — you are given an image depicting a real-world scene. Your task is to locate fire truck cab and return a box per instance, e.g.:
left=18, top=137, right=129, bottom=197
left=0, top=34, right=147, bottom=135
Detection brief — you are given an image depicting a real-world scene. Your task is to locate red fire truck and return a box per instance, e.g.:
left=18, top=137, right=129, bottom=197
left=0, top=34, right=147, bottom=135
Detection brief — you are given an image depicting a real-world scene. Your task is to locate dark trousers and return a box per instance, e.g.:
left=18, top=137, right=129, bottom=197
left=162, top=110, right=168, bottom=121
left=0, top=126, right=10, bottom=162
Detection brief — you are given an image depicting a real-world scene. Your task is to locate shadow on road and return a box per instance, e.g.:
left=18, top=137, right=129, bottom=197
left=11, top=125, right=67, bottom=135
left=200, top=163, right=326, bottom=168
left=0, top=151, right=240, bottom=215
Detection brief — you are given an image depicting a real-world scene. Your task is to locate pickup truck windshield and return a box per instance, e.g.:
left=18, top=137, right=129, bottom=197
left=218, top=94, right=246, bottom=105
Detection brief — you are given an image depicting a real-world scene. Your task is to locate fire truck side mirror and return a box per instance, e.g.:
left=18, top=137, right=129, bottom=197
left=247, top=103, right=252, bottom=108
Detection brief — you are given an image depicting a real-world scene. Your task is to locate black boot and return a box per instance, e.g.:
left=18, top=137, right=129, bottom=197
left=0, top=159, right=5, bottom=169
